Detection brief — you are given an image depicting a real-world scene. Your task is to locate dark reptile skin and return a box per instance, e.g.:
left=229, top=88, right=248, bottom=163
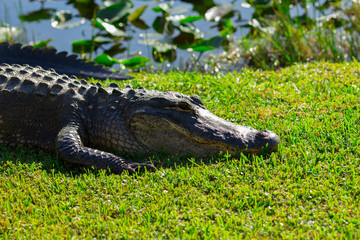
left=0, top=63, right=153, bottom=173
left=0, top=42, right=132, bottom=81
left=0, top=44, right=281, bottom=174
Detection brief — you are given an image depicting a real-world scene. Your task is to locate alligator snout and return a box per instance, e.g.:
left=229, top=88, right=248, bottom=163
left=250, top=129, right=281, bottom=153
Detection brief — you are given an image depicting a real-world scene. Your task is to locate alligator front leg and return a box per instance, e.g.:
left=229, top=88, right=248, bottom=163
left=55, top=124, right=157, bottom=174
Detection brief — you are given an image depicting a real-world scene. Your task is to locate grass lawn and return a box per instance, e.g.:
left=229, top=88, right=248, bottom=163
left=0, top=61, right=359, bottom=239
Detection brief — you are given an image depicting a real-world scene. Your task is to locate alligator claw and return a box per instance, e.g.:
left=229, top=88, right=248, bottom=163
left=129, top=161, right=158, bottom=173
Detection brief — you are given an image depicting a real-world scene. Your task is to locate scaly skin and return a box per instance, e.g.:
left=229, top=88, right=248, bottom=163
left=0, top=44, right=280, bottom=174
left=0, top=42, right=132, bottom=81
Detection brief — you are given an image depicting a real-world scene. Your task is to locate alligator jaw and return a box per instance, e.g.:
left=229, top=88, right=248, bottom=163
left=128, top=105, right=280, bottom=157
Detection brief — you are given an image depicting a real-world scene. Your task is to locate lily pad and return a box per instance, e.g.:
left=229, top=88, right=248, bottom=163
left=179, top=15, right=204, bottom=23
left=94, top=53, right=120, bottom=67
left=20, top=9, right=56, bottom=22
left=121, top=56, right=150, bottom=69
left=188, top=36, right=223, bottom=52
left=51, top=10, right=85, bottom=29
left=72, top=40, right=93, bottom=53
left=96, top=0, right=132, bottom=23
left=95, top=18, right=126, bottom=37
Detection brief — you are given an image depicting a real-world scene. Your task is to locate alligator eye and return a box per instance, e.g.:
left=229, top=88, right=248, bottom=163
left=177, top=101, right=193, bottom=111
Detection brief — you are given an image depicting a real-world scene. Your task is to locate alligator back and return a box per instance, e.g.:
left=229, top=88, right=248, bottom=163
left=0, top=63, right=86, bottom=150
left=0, top=42, right=132, bottom=81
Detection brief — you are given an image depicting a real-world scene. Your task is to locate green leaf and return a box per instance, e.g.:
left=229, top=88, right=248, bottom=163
left=33, top=39, right=53, bottom=48
left=121, top=56, right=150, bottom=69
left=128, top=5, right=148, bottom=22
left=96, top=1, right=132, bottom=23
left=72, top=40, right=93, bottom=53
left=19, top=9, right=56, bottom=22
left=220, top=19, right=235, bottom=37
left=130, top=19, right=149, bottom=30
left=179, top=15, right=204, bottom=23
left=51, top=10, right=85, bottom=29
left=173, top=32, right=196, bottom=48
left=152, top=3, right=170, bottom=13
left=191, top=45, right=216, bottom=52
left=95, top=18, right=126, bottom=37
left=94, top=53, right=120, bottom=67
left=188, top=36, right=223, bottom=52
left=152, top=16, right=174, bottom=34
left=74, top=0, right=93, bottom=3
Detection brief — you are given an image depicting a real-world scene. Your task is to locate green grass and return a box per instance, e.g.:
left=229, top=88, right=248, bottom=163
left=1, top=61, right=359, bottom=239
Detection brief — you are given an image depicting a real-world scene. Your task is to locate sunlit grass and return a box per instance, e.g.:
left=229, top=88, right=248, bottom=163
left=1, top=61, right=359, bottom=239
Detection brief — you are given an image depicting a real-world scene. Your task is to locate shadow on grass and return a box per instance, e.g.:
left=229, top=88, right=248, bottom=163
left=0, top=145, right=278, bottom=177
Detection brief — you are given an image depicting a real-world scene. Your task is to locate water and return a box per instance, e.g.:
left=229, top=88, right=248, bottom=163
left=0, top=0, right=342, bottom=70
left=0, top=0, right=253, bottom=67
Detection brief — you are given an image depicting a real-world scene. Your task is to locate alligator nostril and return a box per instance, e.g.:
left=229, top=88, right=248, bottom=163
left=256, top=129, right=271, bottom=139
left=255, top=129, right=280, bottom=151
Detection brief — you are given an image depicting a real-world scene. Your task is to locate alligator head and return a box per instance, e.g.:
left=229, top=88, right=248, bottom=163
left=123, top=88, right=280, bottom=157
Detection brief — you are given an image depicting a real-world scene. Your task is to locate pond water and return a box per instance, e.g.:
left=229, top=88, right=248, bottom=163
left=0, top=0, right=341, bottom=70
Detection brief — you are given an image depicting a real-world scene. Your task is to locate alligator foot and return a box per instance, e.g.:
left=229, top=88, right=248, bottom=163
left=129, top=160, right=161, bottom=173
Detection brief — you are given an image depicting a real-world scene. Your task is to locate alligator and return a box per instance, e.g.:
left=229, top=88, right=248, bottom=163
left=0, top=42, right=132, bottom=81
left=0, top=42, right=280, bottom=174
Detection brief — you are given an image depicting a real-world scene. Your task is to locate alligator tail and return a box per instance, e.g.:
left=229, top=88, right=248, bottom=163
left=0, top=42, right=133, bottom=81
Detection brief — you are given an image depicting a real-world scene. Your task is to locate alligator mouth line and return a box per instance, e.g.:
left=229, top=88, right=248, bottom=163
left=167, top=120, right=276, bottom=155
left=166, top=120, right=238, bottom=154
